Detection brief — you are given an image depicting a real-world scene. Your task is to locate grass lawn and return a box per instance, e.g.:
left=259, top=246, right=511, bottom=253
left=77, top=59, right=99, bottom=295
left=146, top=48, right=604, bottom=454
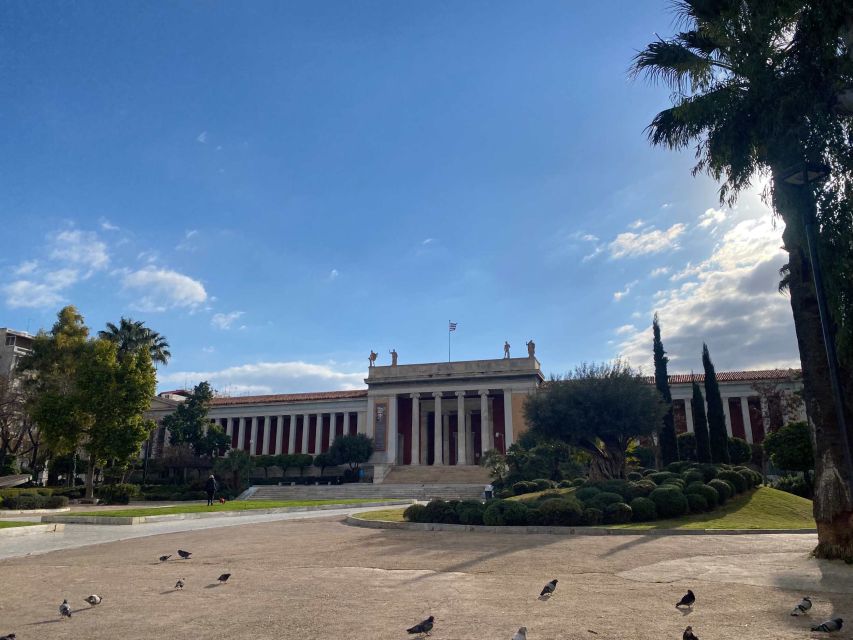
left=0, top=520, right=38, bottom=528
left=355, top=508, right=408, bottom=522
left=611, top=487, right=815, bottom=530
left=507, top=487, right=576, bottom=502
left=71, top=499, right=396, bottom=518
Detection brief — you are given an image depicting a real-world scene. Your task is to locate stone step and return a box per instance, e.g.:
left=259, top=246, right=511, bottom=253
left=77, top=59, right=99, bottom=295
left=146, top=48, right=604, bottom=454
left=381, top=465, right=491, bottom=485
left=247, top=483, right=486, bottom=501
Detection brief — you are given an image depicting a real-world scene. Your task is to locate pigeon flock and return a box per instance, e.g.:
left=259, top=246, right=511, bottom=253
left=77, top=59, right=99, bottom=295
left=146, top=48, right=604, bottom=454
left=1, top=551, right=846, bottom=639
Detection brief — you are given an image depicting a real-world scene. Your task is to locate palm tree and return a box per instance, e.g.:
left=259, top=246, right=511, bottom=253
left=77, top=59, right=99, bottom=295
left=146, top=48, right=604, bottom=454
left=99, top=317, right=171, bottom=366
left=631, top=0, right=853, bottom=558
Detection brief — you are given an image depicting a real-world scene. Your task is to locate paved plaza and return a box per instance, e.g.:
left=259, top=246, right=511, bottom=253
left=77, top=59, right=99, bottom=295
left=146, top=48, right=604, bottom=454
left=0, top=514, right=850, bottom=640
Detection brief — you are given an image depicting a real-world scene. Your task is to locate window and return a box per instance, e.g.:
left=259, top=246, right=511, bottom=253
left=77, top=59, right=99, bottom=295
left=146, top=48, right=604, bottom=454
left=5, top=335, right=15, bottom=346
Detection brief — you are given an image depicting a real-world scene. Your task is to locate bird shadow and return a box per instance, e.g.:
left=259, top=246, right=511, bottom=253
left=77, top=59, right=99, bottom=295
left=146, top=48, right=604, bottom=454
left=159, top=590, right=180, bottom=595
left=678, top=607, right=693, bottom=617
left=204, top=583, right=222, bottom=589
left=27, top=619, right=63, bottom=626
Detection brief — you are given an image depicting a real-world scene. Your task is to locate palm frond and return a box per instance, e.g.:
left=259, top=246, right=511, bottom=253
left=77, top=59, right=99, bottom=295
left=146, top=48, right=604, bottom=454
left=645, top=85, right=736, bottom=150
left=630, top=40, right=715, bottom=91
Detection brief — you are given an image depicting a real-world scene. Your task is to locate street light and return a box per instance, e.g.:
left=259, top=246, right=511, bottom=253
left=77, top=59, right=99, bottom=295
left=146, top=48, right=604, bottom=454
left=780, top=162, right=853, bottom=494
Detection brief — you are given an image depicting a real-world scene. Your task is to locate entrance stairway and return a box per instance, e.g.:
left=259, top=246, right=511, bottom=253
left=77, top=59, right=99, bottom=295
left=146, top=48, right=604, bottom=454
left=247, top=466, right=491, bottom=502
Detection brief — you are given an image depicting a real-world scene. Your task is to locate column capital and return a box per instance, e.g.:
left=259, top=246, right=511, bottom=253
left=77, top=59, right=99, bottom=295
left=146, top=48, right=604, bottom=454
left=410, top=393, right=420, bottom=400
left=432, top=391, right=443, bottom=398
left=478, top=389, right=489, bottom=397
left=455, top=390, right=466, bottom=398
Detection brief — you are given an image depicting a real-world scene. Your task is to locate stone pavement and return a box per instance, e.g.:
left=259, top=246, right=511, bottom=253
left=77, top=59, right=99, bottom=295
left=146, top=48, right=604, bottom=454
left=0, top=514, right=850, bottom=640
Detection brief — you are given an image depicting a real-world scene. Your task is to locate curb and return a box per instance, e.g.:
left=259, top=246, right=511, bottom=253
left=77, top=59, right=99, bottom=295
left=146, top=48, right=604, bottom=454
left=0, top=507, right=71, bottom=517
left=41, top=500, right=414, bottom=526
left=345, top=516, right=817, bottom=536
left=0, top=523, right=65, bottom=537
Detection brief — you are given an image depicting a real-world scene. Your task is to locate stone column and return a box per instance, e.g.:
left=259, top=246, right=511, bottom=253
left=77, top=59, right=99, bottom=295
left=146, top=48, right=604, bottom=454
left=456, top=391, right=466, bottom=465
left=388, top=397, right=398, bottom=464
left=433, top=392, right=443, bottom=465
left=480, top=390, right=493, bottom=452
left=684, top=397, right=694, bottom=433
left=420, top=405, right=428, bottom=464
left=262, top=416, right=271, bottom=454
left=365, top=397, right=375, bottom=437
left=721, top=397, right=733, bottom=436
left=301, top=415, right=310, bottom=454
left=343, top=411, right=351, bottom=436
left=329, top=413, right=338, bottom=445
left=287, top=416, right=297, bottom=454
left=740, top=397, right=754, bottom=443
left=252, top=416, right=262, bottom=455
left=275, top=416, right=284, bottom=455
left=237, top=417, right=246, bottom=451
left=503, top=389, right=515, bottom=447
left=313, top=414, right=322, bottom=454
left=225, top=418, right=233, bottom=440
left=410, top=394, right=420, bottom=466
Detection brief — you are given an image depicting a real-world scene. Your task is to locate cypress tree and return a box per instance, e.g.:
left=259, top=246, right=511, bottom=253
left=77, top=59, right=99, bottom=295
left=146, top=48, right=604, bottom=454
left=653, top=314, right=678, bottom=466
left=691, top=377, right=712, bottom=463
left=702, top=343, right=730, bottom=463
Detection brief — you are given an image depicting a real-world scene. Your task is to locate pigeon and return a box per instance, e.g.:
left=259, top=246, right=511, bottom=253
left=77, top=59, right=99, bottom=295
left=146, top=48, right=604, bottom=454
left=539, top=579, right=558, bottom=600
left=406, top=615, right=434, bottom=636
left=790, top=596, right=812, bottom=616
left=676, top=590, right=695, bottom=608
left=683, top=626, right=699, bottom=640
left=175, top=579, right=184, bottom=590
left=811, top=618, right=843, bottom=632
left=177, top=549, right=192, bottom=559
left=512, top=627, right=528, bottom=640
left=84, top=595, right=102, bottom=606
left=59, top=599, right=72, bottom=619
left=0, top=634, right=16, bottom=640
left=159, top=555, right=171, bottom=562
left=217, top=573, right=231, bottom=584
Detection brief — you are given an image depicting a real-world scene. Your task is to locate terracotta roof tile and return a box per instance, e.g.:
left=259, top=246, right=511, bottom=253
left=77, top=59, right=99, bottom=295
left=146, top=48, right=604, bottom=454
left=643, top=369, right=801, bottom=385
left=209, top=389, right=368, bottom=406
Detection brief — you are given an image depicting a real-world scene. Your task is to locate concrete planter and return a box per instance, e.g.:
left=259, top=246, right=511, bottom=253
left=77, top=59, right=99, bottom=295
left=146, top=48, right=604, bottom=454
left=0, top=507, right=71, bottom=516
left=0, top=523, right=65, bottom=537
left=345, top=516, right=817, bottom=536
left=41, top=500, right=414, bottom=526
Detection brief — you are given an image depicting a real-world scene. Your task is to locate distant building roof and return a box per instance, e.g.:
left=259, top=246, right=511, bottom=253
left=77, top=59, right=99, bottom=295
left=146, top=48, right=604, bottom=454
left=646, top=369, right=802, bottom=385
left=158, top=389, right=192, bottom=397
left=209, top=389, right=368, bottom=406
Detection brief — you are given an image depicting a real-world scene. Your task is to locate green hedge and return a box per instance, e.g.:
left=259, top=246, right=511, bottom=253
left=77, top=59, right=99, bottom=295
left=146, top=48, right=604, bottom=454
left=483, top=500, right=529, bottom=526
left=2, top=494, right=69, bottom=510
left=604, top=502, right=633, bottom=524
left=708, top=478, right=732, bottom=504
left=629, top=497, right=657, bottom=521
left=649, top=486, right=688, bottom=518
left=717, top=470, right=747, bottom=494
left=530, top=498, right=584, bottom=526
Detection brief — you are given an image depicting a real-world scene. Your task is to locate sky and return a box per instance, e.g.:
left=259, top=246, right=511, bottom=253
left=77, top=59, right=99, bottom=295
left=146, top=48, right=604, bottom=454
left=0, top=1, right=800, bottom=395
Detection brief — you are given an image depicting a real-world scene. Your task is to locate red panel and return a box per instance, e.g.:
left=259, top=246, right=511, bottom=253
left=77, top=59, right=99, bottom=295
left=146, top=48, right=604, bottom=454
left=748, top=397, right=766, bottom=443
left=348, top=412, right=357, bottom=436
left=242, top=419, right=252, bottom=451
left=448, top=414, right=458, bottom=465
left=471, top=412, right=482, bottom=464
left=294, top=418, right=304, bottom=454
left=230, top=418, right=239, bottom=449
left=335, top=414, right=344, bottom=439
left=492, top=396, right=506, bottom=454
left=426, top=412, right=435, bottom=465
left=398, top=397, right=412, bottom=465
left=269, top=417, right=278, bottom=455
left=673, top=400, right=687, bottom=434
left=321, top=415, right=331, bottom=453
left=255, top=421, right=264, bottom=455
left=728, top=398, right=746, bottom=439
left=308, top=415, right=317, bottom=453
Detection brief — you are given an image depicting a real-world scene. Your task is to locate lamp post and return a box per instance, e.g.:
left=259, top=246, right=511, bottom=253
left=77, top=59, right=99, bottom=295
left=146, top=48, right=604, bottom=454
left=780, top=162, right=853, bottom=494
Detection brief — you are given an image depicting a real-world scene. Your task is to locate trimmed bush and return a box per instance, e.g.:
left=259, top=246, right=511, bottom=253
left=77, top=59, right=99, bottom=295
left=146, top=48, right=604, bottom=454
left=595, top=479, right=631, bottom=499
left=422, top=500, right=459, bottom=524
left=455, top=500, right=486, bottom=526
left=773, top=475, right=811, bottom=498
left=43, top=495, right=69, bottom=509
left=682, top=469, right=705, bottom=485
left=586, top=492, right=623, bottom=510
left=557, top=480, right=574, bottom=489
left=575, top=487, right=601, bottom=503
left=684, top=483, right=719, bottom=509
left=532, top=479, right=553, bottom=491
left=648, top=472, right=679, bottom=485
left=512, top=481, right=538, bottom=496
left=648, top=486, right=689, bottom=518
left=728, top=437, right=752, bottom=464
left=626, top=471, right=643, bottom=482
left=2, top=494, right=42, bottom=509
left=641, top=468, right=657, bottom=476
left=717, top=470, right=747, bottom=494
left=571, top=477, right=587, bottom=487
left=581, top=507, right=603, bottom=526
left=604, top=502, right=633, bottom=524
left=708, top=478, right=732, bottom=504
left=497, top=488, right=513, bottom=499
left=403, top=504, right=427, bottom=522
left=483, top=500, right=529, bottom=526
left=665, top=461, right=691, bottom=474
left=98, top=483, right=140, bottom=505
left=662, top=478, right=685, bottom=489
left=686, top=492, right=709, bottom=513
left=626, top=480, right=657, bottom=500
left=694, top=463, right=718, bottom=482
left=629, top=497, right=657, bottom=521
left=530, top=498, right=584, bottom=526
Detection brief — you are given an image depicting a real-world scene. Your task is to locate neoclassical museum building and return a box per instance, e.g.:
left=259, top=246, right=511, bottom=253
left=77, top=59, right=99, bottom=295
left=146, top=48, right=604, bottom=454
left=146, top=351, right=804, bottom=474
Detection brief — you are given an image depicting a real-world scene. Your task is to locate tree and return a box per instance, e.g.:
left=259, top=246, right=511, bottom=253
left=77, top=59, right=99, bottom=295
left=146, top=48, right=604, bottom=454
left=163, top=382, right=228, bottom=457
left=213, top=449, right=252, bottom=491
left=764, top=421, right=815, bottom=474
left=631, top=0, right=853, bottom=558
left=0, top=374, right=38, bottom=474
left=727, top=437, right=752, bottom=465
left=327, top=433, right=374, bottom=472
left=653, top=314, right=679, bottom=466
left=702, top=344, right=730, bottom=463
left=20, top=306, right=157, bottom=498
left=313, top=453, right=334, bottom=476
left=524, top=361, right=666, bottom=479
left=691, top=379, right=712, bottom=463
left=276, top=453, right=294, bottom=477
left=481, top=448, right=509, bottom=483
left=293, top=453, right=313, bottom=476
left=98, top=317, right=171, bottom=366
left=677, top=432, right=697, bottom=462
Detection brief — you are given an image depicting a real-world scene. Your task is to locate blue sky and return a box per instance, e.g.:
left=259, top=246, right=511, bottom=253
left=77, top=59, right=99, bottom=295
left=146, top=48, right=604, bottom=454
left=1, top=1, right=799, bottom=394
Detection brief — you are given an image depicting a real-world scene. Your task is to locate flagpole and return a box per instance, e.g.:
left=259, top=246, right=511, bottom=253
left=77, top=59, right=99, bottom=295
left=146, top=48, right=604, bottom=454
left=448, top=320, right=451, bottom=362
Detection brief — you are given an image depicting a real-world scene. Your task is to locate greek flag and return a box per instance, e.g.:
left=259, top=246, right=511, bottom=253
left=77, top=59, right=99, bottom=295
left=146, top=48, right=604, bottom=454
left=449, top=321, right=457, bottom=331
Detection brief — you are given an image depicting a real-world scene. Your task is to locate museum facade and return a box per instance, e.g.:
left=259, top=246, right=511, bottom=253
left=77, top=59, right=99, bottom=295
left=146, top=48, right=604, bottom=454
left=146, top=354, right=804, bottom=470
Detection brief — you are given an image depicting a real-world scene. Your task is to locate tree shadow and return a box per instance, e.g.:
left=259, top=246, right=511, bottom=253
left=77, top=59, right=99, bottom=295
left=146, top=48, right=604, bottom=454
left=600, top=533, right=657, bottom=557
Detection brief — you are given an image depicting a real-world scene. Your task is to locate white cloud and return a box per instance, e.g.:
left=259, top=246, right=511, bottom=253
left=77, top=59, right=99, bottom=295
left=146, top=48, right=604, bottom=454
left=615, top=324, right=636, bottom=336
left=617, top=212, right=798, bottom=372
left=159, top=361, right=365, bottom=395
left=202, top=346, right=216, bottom=354
left=197, top=131, right=208, bottom=143
left=613, top=280, right=639, bottom=302
left=582, top=245, right=604, bottom=262
left=628, top=219, right=646, bottom=229
left=121, top=267, right=208, bottom=312
left=698, top=207, right=727, bottom=229
left=211, top=311, right=245, bottom=330
left=581, top=233, right=599, bottom=243
left=609, top=223, right=686, bottom=259
left=650, top=266, right=670, bottom=277
left=137, top=250, right=159, bottom=264
left=2, top=279, right=66, bottom=309
left=185, top=229, right=198, bottom=238
left=50, top=230, right=109, bottom=273
left=328, top=269, right=339, bottom=280
left=13, top=260, right=39, bottom=276
left=421, top=238, right=434, bottom=245
left=100, top=219, right=119, bottom=231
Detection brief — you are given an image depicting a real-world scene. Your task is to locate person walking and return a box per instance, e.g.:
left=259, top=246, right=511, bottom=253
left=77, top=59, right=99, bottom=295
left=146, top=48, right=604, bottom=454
left=204, top=474, right=218, bottom=506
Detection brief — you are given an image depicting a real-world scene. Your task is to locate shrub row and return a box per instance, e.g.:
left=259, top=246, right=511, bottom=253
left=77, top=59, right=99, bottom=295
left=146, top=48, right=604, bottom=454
left=1, top=494, right=69, bottom=510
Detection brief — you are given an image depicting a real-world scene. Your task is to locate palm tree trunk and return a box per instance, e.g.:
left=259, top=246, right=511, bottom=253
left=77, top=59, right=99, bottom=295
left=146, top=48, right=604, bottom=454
left=776, top=177, right=853, bottom=559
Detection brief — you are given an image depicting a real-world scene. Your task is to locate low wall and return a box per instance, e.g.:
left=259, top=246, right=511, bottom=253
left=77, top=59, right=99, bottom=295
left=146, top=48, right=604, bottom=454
left=0, top=523, right=65, bottom=537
